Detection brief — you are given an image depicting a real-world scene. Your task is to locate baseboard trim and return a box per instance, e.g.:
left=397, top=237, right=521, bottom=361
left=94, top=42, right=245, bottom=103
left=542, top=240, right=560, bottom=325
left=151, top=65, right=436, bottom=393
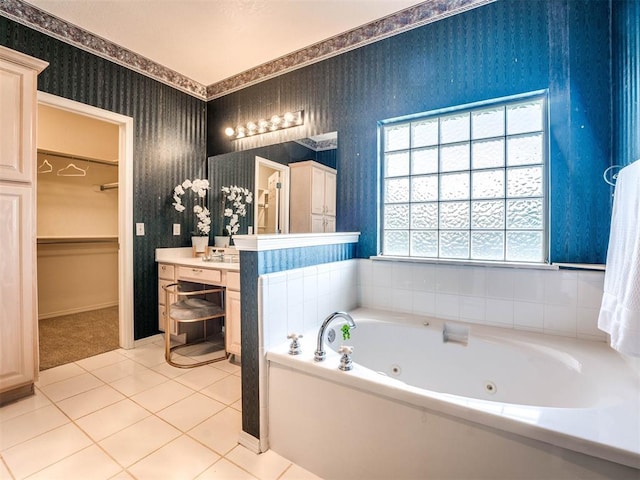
left=0, top=383, right=34, bottom=407
left=238, top=431, right=262, bottom=453
left=38, top=302, right=118, bottom=320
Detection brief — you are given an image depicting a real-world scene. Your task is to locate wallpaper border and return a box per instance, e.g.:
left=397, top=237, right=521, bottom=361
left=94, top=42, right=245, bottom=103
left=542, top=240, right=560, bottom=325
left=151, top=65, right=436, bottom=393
left=1, top=0, right=494, bottom=101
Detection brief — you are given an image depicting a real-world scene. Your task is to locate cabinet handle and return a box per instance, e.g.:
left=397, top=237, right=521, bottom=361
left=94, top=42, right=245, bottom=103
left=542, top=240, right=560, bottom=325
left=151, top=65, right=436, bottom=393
left=192, top=268, right=202, bottom=273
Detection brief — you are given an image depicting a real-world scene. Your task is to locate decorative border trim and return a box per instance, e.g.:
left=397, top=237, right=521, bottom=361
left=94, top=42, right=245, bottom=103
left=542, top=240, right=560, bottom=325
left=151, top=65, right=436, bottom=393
left=233, top=232, right=361, bottom=252
left=1, top=0, right=494, bottom=101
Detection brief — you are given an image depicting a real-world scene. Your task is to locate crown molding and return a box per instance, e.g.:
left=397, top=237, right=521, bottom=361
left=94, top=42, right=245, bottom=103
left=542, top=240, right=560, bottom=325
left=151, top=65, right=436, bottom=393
left=1, top=0, right=495, bottom=102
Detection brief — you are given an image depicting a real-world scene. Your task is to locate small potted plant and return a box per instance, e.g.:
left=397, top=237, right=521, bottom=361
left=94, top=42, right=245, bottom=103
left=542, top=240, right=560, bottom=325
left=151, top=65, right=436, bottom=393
left=172, top=178, right=211, bottom=253
left=217, top=185, right=253, bottom=247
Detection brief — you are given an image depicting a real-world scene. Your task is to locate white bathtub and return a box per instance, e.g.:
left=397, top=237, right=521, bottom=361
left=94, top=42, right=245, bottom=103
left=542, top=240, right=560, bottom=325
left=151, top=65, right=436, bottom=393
left=267, top=308, right=640, bottom=479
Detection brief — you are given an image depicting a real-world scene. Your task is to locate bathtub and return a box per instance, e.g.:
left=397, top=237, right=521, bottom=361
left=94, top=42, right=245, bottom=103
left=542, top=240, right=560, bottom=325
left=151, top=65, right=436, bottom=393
left=266, top=308, right=640, bottom=479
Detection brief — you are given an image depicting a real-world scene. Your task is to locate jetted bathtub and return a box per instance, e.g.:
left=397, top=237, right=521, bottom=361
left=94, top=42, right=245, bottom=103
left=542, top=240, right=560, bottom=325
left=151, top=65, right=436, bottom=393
left=267, top=308, right=640, bottom=479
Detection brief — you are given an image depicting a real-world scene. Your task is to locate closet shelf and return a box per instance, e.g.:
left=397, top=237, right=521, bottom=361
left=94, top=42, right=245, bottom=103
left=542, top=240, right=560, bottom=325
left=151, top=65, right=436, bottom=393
left=37, top=236, right=118, bottom=244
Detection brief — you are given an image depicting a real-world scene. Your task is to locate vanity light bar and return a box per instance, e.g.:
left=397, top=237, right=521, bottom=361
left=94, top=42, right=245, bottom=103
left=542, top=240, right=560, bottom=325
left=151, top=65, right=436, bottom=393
left=225, top=110, right=304, bottom=139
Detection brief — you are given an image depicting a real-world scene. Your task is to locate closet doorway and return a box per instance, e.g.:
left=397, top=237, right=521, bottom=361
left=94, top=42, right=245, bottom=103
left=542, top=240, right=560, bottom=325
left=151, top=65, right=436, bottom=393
left=36, top=92, right=134, bottom=370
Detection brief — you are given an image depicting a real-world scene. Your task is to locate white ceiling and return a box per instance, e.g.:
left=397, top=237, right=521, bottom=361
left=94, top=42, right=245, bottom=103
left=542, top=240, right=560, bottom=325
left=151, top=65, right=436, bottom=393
left=26, top=0, right=424, bottom=86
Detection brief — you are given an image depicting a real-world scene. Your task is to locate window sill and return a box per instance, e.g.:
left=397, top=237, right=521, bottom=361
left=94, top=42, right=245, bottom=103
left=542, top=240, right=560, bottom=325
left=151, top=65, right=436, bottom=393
left=370, top=255, right=558, bottom=270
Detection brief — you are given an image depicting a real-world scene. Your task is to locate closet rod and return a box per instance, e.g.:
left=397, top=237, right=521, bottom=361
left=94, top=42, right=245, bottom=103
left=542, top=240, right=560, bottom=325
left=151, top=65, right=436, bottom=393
left=100, top=182, right=118, bottom=191
left=38, top=149, right=118, bottom=167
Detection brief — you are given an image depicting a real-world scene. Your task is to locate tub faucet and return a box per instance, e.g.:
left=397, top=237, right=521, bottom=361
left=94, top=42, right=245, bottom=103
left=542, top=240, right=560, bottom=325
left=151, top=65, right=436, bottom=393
left=314, top=312, right=356, bottom=362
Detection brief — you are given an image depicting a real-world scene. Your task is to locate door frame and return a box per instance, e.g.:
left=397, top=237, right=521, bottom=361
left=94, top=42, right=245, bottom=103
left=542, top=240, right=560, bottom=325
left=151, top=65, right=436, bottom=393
left=37, top=92, right=135, bottom=349
left=254, top=156, right=289, bottom=234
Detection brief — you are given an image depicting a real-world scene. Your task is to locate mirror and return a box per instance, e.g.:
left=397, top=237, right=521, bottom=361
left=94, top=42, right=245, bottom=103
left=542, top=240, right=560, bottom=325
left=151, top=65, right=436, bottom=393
left=208, top=132, right=337, bottom=236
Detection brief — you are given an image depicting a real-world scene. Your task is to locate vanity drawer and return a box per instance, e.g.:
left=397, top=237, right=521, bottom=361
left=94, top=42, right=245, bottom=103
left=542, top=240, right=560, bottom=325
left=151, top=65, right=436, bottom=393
left=158, top=279, right=176, bottom=305
left=177, top=266, right=222, bottom=284
left=226, top=271, right=240, bottom=291
left=158, top=263, right=175, bottom=280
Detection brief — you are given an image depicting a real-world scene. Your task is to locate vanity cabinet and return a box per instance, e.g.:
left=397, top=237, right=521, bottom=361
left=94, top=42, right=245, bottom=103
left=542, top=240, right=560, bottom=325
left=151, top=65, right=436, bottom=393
left=157, top=258, right=241, bottom=357
left=0, top=46, right=47, bottom=406
left=290, top=161, right=336, bottom=233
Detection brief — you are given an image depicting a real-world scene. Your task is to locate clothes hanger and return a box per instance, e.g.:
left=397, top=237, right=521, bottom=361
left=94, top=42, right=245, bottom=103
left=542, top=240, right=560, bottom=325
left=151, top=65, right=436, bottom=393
left=57, top=163, right=87, bottom=177
left=38, top=159, right=53, bottom=173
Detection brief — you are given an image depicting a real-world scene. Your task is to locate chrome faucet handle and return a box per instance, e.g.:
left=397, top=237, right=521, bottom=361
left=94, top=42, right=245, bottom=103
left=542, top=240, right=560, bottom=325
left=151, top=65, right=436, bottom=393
left=338, top=345, right=354, bottom=371
left=287, top=333, right=303, bottom=355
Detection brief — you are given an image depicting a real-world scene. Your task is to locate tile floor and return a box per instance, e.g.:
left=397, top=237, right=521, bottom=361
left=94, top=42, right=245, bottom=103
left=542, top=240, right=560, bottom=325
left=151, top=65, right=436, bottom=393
left=0, top=335, right=322, bottom=480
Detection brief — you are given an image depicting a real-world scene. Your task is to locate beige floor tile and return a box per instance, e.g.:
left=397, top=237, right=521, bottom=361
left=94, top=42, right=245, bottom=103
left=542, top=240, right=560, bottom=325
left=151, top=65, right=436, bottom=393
left=0, top=390, right=51, bottom=424
left=188, top=408, right=241, bottom=456
left=210, top=360, right=241, bottom=375
left=128, top=434, right=219, bottom=479
left=0, top=404, right=69, bottom=451
left=230, top=399, right=242, bottom=412
left=151, top=360, right=192, bottom=379
left=0, top=458, right=11, bottom=479
left=200, top=374, right=241, bottom=405
left=156, top=393, right=225, bottom=432
left=130, top=379, right=193, bottom=412
left=39, top=372, right=105, bottom=402
left=197, top=458, right=258, bottom=480
left=280, top=463, right=324, bottom=480
left=91, top=358, right=150, bottom=384
left=119, top=343, right=166, bottom=368
left=108, top=471, right=134, bottom=479
left=36, top=363, right=86, bottom=388
left=173, top=366, right=229, bottom=391
left=1, top=423, right=91, bottom=479
left=56, top=385, right=125, bottom=420
left=75, top=399, right=149, bottom=441
left=109, top=369, right=167, bottom=397
left=98, top=416, right=180, bottom=467
left=225, top=446, right=291, bottom=480
left=75, top=350, right=127, bottom=372
left=27, top=444, right=122, bottom=480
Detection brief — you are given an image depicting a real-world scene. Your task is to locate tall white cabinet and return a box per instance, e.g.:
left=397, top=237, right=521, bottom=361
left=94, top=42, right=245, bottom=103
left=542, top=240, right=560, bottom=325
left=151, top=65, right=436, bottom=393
left=0, top=46, right=48, bottom=405
left=289, top=160, right=337, bottom=233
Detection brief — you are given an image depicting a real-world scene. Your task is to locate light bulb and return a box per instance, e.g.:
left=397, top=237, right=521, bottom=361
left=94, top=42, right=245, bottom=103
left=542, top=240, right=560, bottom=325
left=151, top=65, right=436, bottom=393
left=224, top=127, right=235, bottom=137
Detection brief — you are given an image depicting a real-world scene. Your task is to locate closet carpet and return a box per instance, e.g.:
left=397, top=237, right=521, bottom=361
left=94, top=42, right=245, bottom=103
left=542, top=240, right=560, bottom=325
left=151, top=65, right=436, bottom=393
left=39, top=306, right=119, bottom=370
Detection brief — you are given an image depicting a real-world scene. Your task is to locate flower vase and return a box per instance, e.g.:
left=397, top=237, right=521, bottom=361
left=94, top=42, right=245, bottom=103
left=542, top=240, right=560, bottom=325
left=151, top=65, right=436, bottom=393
left=191, top=236, right=210, bottom=255
left=214, top=235, right=230, bottom=248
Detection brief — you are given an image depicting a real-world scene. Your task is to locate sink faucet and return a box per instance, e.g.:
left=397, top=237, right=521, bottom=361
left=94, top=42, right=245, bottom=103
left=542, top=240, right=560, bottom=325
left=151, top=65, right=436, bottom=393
left=314, top=312, right=356, bottom=362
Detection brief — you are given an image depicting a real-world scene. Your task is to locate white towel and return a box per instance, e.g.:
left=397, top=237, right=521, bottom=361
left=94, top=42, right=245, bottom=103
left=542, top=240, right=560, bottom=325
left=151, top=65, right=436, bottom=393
left=598, top=160, right=640, bottom=356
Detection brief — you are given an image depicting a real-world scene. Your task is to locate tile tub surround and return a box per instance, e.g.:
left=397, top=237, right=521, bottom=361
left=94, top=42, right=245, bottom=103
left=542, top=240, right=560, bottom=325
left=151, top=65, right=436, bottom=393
left=358, top=259, right=607, bottom=342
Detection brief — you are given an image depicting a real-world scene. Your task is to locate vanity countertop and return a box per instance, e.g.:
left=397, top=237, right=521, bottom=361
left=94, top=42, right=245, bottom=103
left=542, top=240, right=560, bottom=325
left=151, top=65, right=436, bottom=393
left=155, top=247, right=239, bottom=271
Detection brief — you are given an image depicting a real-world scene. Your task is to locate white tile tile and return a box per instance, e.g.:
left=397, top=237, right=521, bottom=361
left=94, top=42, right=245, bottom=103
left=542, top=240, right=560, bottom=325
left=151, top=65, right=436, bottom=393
left=459, top=296, right=485, bottom=322
left=412, top=263, right=436, bottom=292
left=302, top=299, right=318, bottom=331
left=27, top=444, right=122, bottom=480
left=130, top=379, right=194, bottom=412
left=36, top=363, right=85, bottom=388
left=0, top=404, right=69, bottom=451
left=174, top=365, right=230, bottom=391
left=391, top=262, right=414, bottom=290
left=201, top=375, right=241, bottom=405
left=1, top=423, right=91, bottom=479
left=280, top=463, right=324, bottom=480
left=543, top=270, right=578, bottom=306
left=577, top=307, right=603, bottom=337
left=197, top=458, right=258, bottom=480
left=56, top=384, right=125, bottom=420
left=458, top=267, right=485, bottom=297
left=391, top=288, right=413, bottom=313
left=435, top=293, right=459, bottom=320
left=188, top=407, right=242, bottom=455
left=577, top=271, right=605, bottom=309
left=412, top=291, right=436, bottom=316
left=434, top=265, right=459, bottom=294
left=513, top=301, right=544, bottom=331
left=75, top=399, right=149, bottom=441
left=485, top=268, right=515, bottom=299
left=485, top=298, right=514, bottom=326
left=156, top=392, right=225, bottom=432
left=225, top=446, right=291, bottom=480
left=109, top=368, right=167, bottom=396
left=357, top=259, right=372, bottom=287
left=512, top=269, right=545, bottom=303
left=316, top=269, right=331, bottom=297
left=372, top=261, right=393, bottom=288
left=0, top=389, right=51, bottom=424
left=543, top=304, right=577, bottom=336
left=98, top=416, right=181, bottom=467
left=75, top=350, right=127, bottom=372
left=128, top=435, right=219, bottom=479
left=39, top=372, right=104, bottom=403
left=91, top=358, right=150, bottom=384
left=302, top=270, right=317, bottom=302
left=370, top=286, right=393, bottom=310
left=286, top=302, right=304, bottom=338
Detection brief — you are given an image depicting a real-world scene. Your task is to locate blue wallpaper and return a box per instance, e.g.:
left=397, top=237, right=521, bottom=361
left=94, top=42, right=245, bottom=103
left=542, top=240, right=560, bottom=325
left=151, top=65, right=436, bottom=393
left=613, top=0, right=640, bottom=168
left=207, top=0, right=614, bottom=264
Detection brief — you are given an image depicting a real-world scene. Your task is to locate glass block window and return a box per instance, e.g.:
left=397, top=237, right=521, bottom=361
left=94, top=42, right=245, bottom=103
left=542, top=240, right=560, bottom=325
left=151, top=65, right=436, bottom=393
left=381, top=95, right=547, bottom=263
